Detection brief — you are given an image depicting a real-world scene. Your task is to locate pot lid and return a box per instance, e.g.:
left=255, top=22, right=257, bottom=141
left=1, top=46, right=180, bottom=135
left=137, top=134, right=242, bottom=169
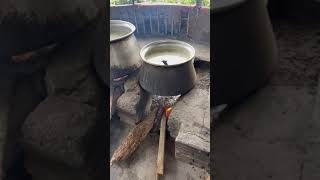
left=110, top=20, right=136, bottom=42
left=140, top=40, right=195, bottom=67
left=213, top=0, right=246, bottom=13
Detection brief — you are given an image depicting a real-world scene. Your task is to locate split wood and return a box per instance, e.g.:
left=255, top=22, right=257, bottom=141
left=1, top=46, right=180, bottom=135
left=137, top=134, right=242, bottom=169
left=110, top=108, right=159, bottom=166
left=156, top=112, right=167, bottom=178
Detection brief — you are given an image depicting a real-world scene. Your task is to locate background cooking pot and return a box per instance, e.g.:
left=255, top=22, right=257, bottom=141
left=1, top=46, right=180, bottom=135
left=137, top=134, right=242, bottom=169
left=139, top=40, right=197, bottom=96
left=110, top=20, right=142, bottom=79
left=212, top=0, right=278, bottom=106
left=0, top=0, right=103, bottom=57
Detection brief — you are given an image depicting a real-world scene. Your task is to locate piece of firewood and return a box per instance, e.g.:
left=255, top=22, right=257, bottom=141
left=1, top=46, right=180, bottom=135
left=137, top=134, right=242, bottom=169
left=110, top=108, right=158, bottom=166
left=11, top=43, right=57, bottom=63
left=156, top=113, right=167, bottom=176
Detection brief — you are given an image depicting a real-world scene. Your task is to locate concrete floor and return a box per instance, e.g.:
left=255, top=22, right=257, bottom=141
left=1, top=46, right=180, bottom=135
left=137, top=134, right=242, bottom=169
left=214, top=19, right=320, bottom=180
left=214, top=85, right=316, bottom=180
left=110, top=120, right=209, bottom=180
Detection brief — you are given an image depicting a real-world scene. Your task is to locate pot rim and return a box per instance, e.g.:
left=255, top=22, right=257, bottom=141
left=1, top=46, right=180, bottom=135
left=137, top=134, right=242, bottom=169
left=110, top=20, right=136, bottom=42
left=140, top=40, right=195, bottom=67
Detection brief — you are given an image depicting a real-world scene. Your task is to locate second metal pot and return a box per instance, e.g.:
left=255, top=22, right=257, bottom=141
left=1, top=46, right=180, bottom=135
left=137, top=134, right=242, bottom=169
left=139, top=40, right=197, bottom=96
left=110, top=20, right=142, bottom=79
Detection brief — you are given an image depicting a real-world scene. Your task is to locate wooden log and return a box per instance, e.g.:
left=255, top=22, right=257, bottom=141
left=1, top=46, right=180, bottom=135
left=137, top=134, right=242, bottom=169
left=156, top=113, right=167, bottom=176
left=110, top=108, right=158, bottom=166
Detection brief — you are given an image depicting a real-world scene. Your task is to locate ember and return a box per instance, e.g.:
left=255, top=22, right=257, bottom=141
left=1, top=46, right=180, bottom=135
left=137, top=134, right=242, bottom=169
left=165, top=106, right=173, bottom=119
left=151, top=95, right=180, bottom=128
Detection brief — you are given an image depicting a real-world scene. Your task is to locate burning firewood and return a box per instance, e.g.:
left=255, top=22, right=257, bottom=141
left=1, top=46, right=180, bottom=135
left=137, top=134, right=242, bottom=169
left=110, top=94, right=181, bottom=170
left=110, top=108, right=160, bottom=166
left=156, top=106, right=173, bottom=178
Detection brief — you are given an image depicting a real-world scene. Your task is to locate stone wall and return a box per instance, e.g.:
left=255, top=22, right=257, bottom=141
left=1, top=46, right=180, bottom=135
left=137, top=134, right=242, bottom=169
left=110, top=4, right=210, bottom=45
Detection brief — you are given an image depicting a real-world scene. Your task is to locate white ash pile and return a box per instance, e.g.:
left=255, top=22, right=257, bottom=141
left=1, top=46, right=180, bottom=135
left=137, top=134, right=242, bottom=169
left=152, top=95, right=181, bottom=108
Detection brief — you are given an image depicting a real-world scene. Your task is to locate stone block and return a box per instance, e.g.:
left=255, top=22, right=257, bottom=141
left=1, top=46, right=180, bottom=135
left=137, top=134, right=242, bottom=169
left=22, top=95, right=97, bottom=168
left=45, top=32, right=92, bottom=95
left=168, top=88, right=210, bottom=138
left=117, top=87, right=140, bottom=125
left=69, top=72, right=102, bottom=106
left=115, top=73, right=152, bottom=125
left=175, top=123, right=210, bottom=170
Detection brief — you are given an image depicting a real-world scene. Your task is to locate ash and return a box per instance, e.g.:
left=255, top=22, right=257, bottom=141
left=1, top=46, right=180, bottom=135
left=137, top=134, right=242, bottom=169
left=152, top=95, right=181, bottom=108
left=149, top=95, right=181, bottom=132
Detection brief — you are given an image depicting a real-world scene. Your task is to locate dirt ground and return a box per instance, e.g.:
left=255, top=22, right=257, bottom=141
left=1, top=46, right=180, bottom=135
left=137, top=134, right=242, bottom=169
left=270, top=20, right=320, bottom=88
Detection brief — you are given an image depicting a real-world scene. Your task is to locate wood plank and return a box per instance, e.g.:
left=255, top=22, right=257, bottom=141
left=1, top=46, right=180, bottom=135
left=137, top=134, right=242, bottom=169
left=156, top=114, right=166, bottom=175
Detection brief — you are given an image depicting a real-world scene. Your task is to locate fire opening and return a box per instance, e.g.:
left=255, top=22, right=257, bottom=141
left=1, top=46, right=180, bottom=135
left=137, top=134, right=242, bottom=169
left=164, top=106, right=173, bottom=120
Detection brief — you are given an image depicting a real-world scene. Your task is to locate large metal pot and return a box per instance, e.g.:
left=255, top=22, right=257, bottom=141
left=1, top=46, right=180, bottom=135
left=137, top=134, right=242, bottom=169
left=0, top=0, right=103, bottom=57
left=110, top=20, right=142, bottom=79
left=139, top=40, right=197, bottom=96
left=212, top=0, right=278, bottom=106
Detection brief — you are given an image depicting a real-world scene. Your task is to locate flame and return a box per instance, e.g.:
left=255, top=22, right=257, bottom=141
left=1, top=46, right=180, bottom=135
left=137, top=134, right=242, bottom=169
left=165, top=106, right=173, bottom=119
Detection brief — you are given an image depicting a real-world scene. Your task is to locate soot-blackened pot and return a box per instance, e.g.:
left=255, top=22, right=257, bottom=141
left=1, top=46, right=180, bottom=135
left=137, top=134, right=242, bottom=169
left=110, top=20, right=142, bottom=80
left=139, top=40, right=197, bottom=96
left=212, top=0, right=278, bottom=106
